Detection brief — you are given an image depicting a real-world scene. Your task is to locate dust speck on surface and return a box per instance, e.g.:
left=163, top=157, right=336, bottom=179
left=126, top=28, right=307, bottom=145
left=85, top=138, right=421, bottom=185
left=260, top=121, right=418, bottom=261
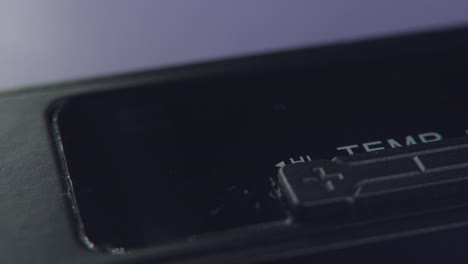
left=269, top=177, right=276, bottom=187
left=110, top=247, right=126, bottom=255
left=210, top=206, right=223, bottom=216
left=268, top=177, right=282, bottom=200
left=273, top=104, right=288, bottom=112
left=255, top=202, right=261, bottom=209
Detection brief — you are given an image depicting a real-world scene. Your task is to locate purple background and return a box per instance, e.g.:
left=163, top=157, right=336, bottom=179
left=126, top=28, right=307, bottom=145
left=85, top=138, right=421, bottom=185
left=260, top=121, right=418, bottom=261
left=1, top=0, right=468, bottom=91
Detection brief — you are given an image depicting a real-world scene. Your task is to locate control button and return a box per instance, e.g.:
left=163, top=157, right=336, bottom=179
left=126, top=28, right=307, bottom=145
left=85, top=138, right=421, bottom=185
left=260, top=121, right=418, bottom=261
left=278, top=137, right=468, bottom=223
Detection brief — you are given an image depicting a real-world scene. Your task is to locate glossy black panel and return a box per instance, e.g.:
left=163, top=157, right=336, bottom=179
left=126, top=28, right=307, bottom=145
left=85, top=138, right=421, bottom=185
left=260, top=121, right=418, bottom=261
left=55, top=35, right=468, bottom=250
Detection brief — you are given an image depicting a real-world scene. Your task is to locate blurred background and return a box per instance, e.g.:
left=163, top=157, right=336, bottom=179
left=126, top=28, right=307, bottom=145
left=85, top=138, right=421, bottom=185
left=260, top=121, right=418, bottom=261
left=1, top=0, right=468, bottom=91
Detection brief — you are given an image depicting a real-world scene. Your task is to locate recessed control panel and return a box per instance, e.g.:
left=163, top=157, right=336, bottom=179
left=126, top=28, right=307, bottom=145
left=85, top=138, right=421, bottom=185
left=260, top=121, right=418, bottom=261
left=52, top=36, right=468, bottom=251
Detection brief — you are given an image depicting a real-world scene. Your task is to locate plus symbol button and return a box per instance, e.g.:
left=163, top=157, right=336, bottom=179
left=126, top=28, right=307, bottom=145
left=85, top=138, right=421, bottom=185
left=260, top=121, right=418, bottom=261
left=302, top=167, right=344, bottom=192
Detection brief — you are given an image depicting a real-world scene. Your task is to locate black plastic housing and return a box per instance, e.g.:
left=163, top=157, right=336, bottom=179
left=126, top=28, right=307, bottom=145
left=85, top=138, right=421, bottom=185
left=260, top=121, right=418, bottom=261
left=0, top=26, right=468, bottom=264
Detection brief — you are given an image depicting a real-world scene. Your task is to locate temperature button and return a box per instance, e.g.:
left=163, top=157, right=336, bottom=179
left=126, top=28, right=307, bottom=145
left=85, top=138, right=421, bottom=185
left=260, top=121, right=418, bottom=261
left=278, top=137, right=468, bottom=223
